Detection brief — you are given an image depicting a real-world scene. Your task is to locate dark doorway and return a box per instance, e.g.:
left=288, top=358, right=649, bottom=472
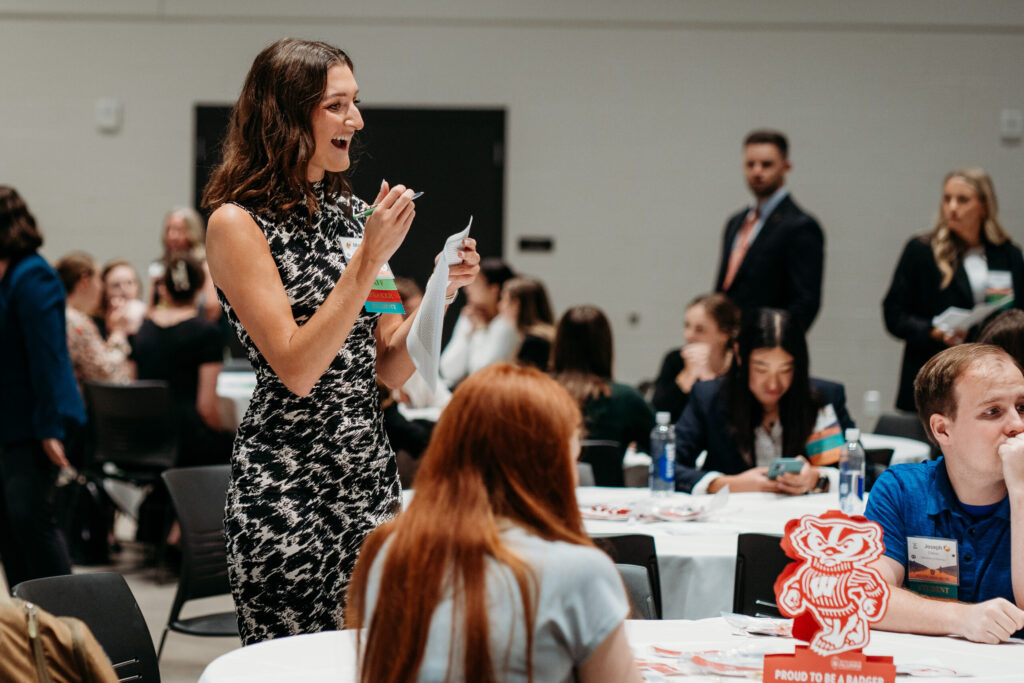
left=194, top=105, right=506, bottom=340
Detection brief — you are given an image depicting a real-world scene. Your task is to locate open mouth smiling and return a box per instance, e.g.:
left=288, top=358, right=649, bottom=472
left=331, top=136, right=350, bottom=150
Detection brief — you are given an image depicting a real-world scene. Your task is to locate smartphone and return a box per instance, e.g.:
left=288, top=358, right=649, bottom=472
left=767, top=457, right=804, bottom=479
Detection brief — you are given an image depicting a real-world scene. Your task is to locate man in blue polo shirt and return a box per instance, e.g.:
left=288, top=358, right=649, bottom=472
left=865, top=343, right=1024, bottom=643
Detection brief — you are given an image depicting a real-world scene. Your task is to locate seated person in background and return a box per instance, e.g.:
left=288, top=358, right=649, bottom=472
left=347, top=363, right=641, bottom=682
left=56, top=252, right=133, bottom=387
left=978, top=308, right=1024, bottom=367
left=94, top=259, right=146, bottom=339
left=439, top=258, right=517, bottom=386
left=552, top=305, right=655, bottom=484
left=652, top=292, right=740, bottom=422
left=673, top=307, right=854, bottom=494
left=131, top=256, right=232, bottom=468
left=499, top=276, right=556, bottom=371
left=865, top=344, right=1024, bottom=643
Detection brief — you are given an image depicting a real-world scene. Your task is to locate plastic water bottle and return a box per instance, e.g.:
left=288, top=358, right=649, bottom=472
left=838, top=428, right=865, bottom=515
left=649, top=412, right=675, bottom=496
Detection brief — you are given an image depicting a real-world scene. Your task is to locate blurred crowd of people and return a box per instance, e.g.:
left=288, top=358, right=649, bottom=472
left=3, top=123, right=1022, bottom=590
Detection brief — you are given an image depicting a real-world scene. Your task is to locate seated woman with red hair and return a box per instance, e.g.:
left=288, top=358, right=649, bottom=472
left=346, top=363, right=640, bottom=683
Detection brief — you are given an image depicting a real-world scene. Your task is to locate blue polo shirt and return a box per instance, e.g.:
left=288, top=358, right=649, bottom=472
left=864, top=458, right=1013, bottom=606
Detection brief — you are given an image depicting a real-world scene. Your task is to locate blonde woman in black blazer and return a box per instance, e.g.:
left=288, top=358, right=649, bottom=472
left=883, top=168, right=1024, bottom=411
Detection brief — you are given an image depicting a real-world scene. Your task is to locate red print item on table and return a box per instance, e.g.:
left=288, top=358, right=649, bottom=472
left=764, top=511, right=895, bottom=683
left=776, top=511, right=889, bottom=654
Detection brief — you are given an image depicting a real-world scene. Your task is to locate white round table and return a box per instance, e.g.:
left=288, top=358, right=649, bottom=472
left=216, top=371, right=257, bottom=430
left=199, top=617, right=1018, bottom=683
left=577, top=487, right=838, bottom=619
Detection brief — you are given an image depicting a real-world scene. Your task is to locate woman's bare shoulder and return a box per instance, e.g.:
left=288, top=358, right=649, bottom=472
left=208, top=202, right=256, bottom=231
left=207, top=203, right=266, bottom=251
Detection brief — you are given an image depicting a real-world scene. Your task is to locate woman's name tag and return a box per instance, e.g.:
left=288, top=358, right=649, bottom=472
left=340, top=237, right=404, bottom=314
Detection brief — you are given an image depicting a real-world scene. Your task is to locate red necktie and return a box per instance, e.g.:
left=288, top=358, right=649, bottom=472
left=722, top=208, right=759, bottom=291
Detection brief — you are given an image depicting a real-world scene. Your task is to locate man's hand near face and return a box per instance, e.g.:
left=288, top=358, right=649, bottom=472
left=999, top=432, right=1024, bottom=496
left=998, top=430, right=1024, bottom=609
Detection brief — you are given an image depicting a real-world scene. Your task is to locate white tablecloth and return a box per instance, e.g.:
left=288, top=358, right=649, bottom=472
left=199, top=617, right=1021, bottom=683
left=578, top=487, right=837, bottom=619
left=216, top=371, right=257, bottom=429
left=214, top=371, right=446, bottom=429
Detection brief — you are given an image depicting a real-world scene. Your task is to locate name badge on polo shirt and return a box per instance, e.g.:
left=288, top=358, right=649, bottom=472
left=906, top=536, right=959, bottom=600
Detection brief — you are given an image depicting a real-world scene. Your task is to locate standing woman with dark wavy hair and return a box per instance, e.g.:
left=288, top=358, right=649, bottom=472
left=203, top=38, right=480, bottom=643
left=347, top=363, right=641, bottom=682
left=883, top=169, right=1024, bottom=412
left=0, top=186, right=85, bottom=586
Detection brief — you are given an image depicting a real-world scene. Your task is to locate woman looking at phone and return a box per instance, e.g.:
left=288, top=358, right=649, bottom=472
left=672, top=308, right=854, bottom=495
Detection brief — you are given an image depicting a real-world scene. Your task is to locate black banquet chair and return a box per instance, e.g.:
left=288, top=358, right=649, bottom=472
left=873, top=411, right=938, bottom=459
left=733, top=533, right=789, bottom=618
left=591, top=533, right=662, bottom=619
left=864, top=447, right=895, bottom=492
left=579, top=439, right=625, bottom=487
left=12, top=571, right=161, bottom=683
left=83, top=380, right=178, bottom=499
left=576, top=461, right=596, bottom=487
left=159, top=465, right=240, bottom=658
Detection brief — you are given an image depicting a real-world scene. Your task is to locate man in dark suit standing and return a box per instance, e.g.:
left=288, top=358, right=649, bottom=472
left=714, top=130, right=825, bottom=330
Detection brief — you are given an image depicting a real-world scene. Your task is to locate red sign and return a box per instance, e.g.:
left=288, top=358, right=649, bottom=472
left=764, top=510, right=895, bottom=682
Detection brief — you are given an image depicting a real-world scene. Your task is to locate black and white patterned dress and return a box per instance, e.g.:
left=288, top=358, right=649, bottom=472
left=219, top=184, right=401, bottom=644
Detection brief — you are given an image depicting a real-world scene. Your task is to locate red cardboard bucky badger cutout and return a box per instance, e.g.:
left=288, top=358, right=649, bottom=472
left=775, top=510, right=890, bottom=655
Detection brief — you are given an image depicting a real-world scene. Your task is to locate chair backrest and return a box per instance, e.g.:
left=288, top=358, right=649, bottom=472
left=622, top=464, right=648, bottom=488
left=579, top=440, right=625, bottom=487
left=873, top=412, right=939, bottom=461
left=615, top=564, right=657, bottom=620
left=576, top=462, right=596, bottom=487
left=161, top=466, right=232, bottom=617
left=733, top=533, right=789, bottom=618
left=864, top=447, right=894, bottom=492
left=84, top=380, right=178, bottom=471
left=873, top=411, right=925, bottom=439
left=591, top=533, right=662, bottom=618
left=12, top=572, right=160, bottom=683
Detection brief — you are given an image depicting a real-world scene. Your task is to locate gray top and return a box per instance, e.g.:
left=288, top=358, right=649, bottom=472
left=362, top=523, right=629, bottom=682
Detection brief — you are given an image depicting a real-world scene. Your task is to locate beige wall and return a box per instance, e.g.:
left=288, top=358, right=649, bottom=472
left=2, top=1, right=1023, bottom=426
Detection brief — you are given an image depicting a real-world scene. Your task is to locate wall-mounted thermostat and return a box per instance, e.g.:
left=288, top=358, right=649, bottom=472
left=1000, top=108, right=1022, bottom=142
left=95, top=97, right=123, bottom=134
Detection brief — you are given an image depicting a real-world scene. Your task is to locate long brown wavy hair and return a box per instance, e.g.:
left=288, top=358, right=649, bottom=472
left=346, top=364, right=588, bottom=683
left=929, top=168, right=1009, bottom=289
left=201, top=38, right=354, bottom=216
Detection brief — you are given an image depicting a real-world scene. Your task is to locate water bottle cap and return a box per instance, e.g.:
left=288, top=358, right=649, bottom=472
left=655, top=412, right=671, bottom=425
left=845, top=428, right=860, bottom=442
